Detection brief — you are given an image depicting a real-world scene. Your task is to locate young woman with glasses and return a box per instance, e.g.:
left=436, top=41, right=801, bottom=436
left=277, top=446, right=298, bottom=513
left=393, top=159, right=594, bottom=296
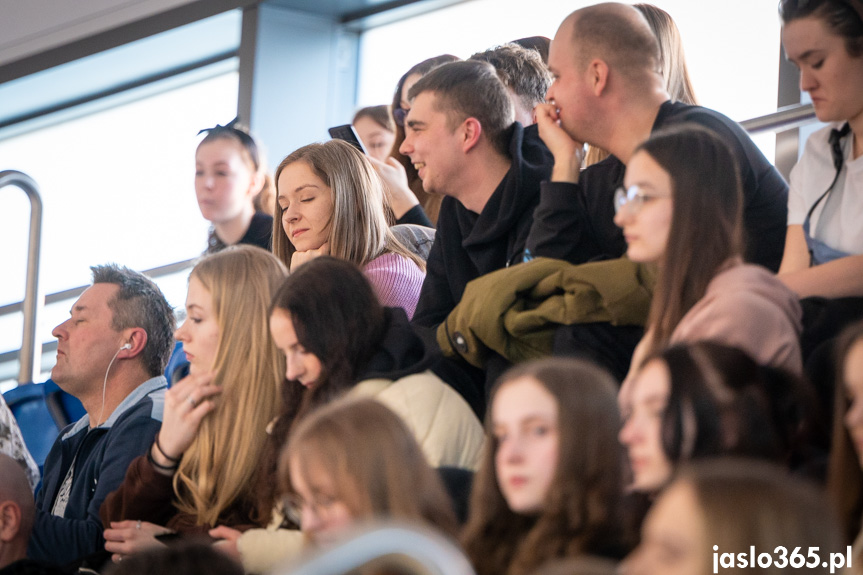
left=615, top=124, right=804, bottom=398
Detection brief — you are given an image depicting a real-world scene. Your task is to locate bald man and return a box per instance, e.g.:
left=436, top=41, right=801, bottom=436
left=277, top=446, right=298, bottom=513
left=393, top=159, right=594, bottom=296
left=526, top=3, right=787, bottom=271
left=0, top=453, right=34, bottom=571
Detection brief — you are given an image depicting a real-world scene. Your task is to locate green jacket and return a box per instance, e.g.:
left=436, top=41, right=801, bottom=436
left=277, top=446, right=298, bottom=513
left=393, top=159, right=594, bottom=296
left=437, top=257, right=656, bottom=368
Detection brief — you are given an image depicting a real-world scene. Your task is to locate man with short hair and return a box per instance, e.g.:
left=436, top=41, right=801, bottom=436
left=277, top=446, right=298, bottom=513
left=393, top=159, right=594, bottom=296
left=0, top=454, right=35, bottom=572
left=470, top=43, right=551, bottom=127
left=28, top=264, right=175, bottom=566
left=527, top=2, right=788, bottom=271
left=400, top=59, right=553, bottom=330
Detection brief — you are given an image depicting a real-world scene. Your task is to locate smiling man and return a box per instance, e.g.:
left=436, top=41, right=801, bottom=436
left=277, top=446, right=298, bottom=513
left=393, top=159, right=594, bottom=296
left=29, top=264, right=174, bottom=567
left=527, top=2, right=788, bottom=272
left=400, top=60, right=553, bottom=331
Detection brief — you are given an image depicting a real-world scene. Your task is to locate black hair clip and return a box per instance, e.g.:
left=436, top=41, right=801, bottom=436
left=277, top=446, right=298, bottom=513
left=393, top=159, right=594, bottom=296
left=197, top=117, right=260, bottom=167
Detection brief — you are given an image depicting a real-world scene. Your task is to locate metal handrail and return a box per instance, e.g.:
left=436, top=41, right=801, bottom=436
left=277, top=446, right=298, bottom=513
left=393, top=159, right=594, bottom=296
left=275, top=523, right=476, bottom=575
left=1, top=170, right=43, bottom=385
left=0, top=257, right=196, bottom=318
left=741, top=102, right=816, bottom=135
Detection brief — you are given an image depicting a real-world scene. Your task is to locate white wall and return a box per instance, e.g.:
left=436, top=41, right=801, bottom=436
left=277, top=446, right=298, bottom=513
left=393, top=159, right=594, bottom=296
left=0, top=0, right=199, bottom=65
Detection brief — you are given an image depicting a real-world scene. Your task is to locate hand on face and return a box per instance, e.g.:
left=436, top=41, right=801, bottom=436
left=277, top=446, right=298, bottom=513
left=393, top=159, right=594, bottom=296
left=367, top=155, right=419, bottom=218
left=535, top=103, right=585, bottom=183
left=157, top=370, right=221, bottom=460
left=291, top=242, right=330, bottom=270
left=104, top=520, right=173, bottom=562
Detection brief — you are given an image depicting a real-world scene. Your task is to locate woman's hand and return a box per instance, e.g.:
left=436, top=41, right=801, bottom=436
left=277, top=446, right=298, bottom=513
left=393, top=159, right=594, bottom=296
left=104, top=520, right=172, bottom=562
left=210, top=525, right=243, bottom=561
left=291, top=242, right=329, bottom=270
left=157, top=371, right=221, bottom=462
left=367, top=156, right=420, bottom=219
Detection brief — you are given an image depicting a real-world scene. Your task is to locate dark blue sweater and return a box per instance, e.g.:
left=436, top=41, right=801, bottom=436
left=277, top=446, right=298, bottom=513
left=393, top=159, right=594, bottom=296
left=28, top=376, right=166, bottom=566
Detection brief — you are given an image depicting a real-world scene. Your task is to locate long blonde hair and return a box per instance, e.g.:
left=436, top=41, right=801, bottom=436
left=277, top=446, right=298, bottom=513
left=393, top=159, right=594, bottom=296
left=173, top=246, right=287, bottom=525
left=272, top=140, right=424, bottom=271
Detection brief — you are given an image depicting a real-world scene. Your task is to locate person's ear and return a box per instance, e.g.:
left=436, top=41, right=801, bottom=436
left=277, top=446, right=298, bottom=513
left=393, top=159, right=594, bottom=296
left=589, top=58, right=610, bottom=97
left=0, top=501, right=22, bottom=542
left=118, top=328, right=148, bottom=359
left=461, top=117, right=483, bottom=153
left=248, top=170, right=266, bottom=200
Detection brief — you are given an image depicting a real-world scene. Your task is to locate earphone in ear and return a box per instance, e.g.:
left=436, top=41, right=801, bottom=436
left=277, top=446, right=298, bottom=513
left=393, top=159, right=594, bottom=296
left=120, top=343, right=132, bottom=350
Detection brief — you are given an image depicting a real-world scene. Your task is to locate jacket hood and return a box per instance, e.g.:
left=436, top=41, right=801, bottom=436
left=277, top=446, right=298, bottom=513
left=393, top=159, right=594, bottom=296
left=460, top=122, right=553, bottom=248
left=360, top=307, right=441, bottom=380
left=707, top=264, right=803, bottom=333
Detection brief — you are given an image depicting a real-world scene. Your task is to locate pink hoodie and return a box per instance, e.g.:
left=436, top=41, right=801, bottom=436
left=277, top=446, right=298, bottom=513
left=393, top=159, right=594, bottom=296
left=671, top=263, right=803, bottom=376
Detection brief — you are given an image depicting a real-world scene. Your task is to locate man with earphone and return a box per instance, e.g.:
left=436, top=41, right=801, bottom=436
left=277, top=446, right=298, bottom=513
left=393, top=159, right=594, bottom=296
left=27, top=264, right=176, bottom=569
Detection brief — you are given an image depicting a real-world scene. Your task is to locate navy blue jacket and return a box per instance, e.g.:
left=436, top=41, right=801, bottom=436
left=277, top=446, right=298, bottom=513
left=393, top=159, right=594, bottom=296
left=28, top=376, right=166, bottom=565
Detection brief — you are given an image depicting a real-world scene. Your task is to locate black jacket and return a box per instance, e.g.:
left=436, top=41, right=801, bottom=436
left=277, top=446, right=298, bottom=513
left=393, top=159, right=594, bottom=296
left=411, top=122, right=554, bottom=329
left=526, top=100, right=789, bottom=272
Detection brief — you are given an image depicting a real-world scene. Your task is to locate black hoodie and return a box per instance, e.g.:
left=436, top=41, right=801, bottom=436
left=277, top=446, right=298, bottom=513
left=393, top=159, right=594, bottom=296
left=411, top=122, right=554, bottom=329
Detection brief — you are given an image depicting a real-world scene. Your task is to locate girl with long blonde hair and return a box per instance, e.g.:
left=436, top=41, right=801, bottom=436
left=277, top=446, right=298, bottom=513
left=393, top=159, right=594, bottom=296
left=100, top=246, right=287, bottom=558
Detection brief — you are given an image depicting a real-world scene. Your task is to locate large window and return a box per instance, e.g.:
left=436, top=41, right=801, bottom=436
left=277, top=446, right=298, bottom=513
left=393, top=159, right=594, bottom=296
left=0, top=12, right=241, bottom=388
left=356, top=0, right=782, bottom=159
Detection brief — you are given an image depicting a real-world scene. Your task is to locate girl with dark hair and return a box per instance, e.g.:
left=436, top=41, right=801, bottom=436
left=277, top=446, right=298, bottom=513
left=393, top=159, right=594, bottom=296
left=462, top=358, right=630, bottom=575
left=827, top=320, right=863, bottom=566
left=367, top=54, right=459, bottom=227
left=273, top=140, right=426, bottom=318
left=778, top=0, right=863, bottom=299
left=616, top=124, right=803, bottom=393
left=619, top=341, right=820, bottom=495
left=267, top=256, right=483, bottom=470
left=195, top=120, right=275, bottom=253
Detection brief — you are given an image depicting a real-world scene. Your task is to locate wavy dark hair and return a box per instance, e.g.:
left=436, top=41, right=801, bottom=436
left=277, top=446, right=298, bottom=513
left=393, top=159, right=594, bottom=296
left=646, top=341, right=823, bottom=478
left=269, top=256, right=387, bottom=419
left=462, top=358, right=629, bottom=575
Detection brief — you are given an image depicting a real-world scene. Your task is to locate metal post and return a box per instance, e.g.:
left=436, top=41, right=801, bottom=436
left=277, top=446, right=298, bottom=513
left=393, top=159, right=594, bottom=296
left=0, top=170, right=43, bottom=385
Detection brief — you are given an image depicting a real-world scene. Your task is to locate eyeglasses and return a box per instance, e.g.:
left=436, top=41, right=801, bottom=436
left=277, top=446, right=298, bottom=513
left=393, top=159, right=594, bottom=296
left=614, top=185, right=669, bottom=215
left=393, top=107, right=408, bottom=127
left=282, top=492, right=341, bottom=527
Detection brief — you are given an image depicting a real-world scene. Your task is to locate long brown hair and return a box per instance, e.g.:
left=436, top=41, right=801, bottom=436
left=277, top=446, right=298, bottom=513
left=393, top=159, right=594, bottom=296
left=389, top=54, right=459, bottom=224
left=462, top=358, right=629, bottom=575
left=638, top=124, right=743, bottom=356
left=828, top=320, right=863, bottom=543
left=279, top=397, right=459, bottom=537
left=272, top=140, right=423, bottom=271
